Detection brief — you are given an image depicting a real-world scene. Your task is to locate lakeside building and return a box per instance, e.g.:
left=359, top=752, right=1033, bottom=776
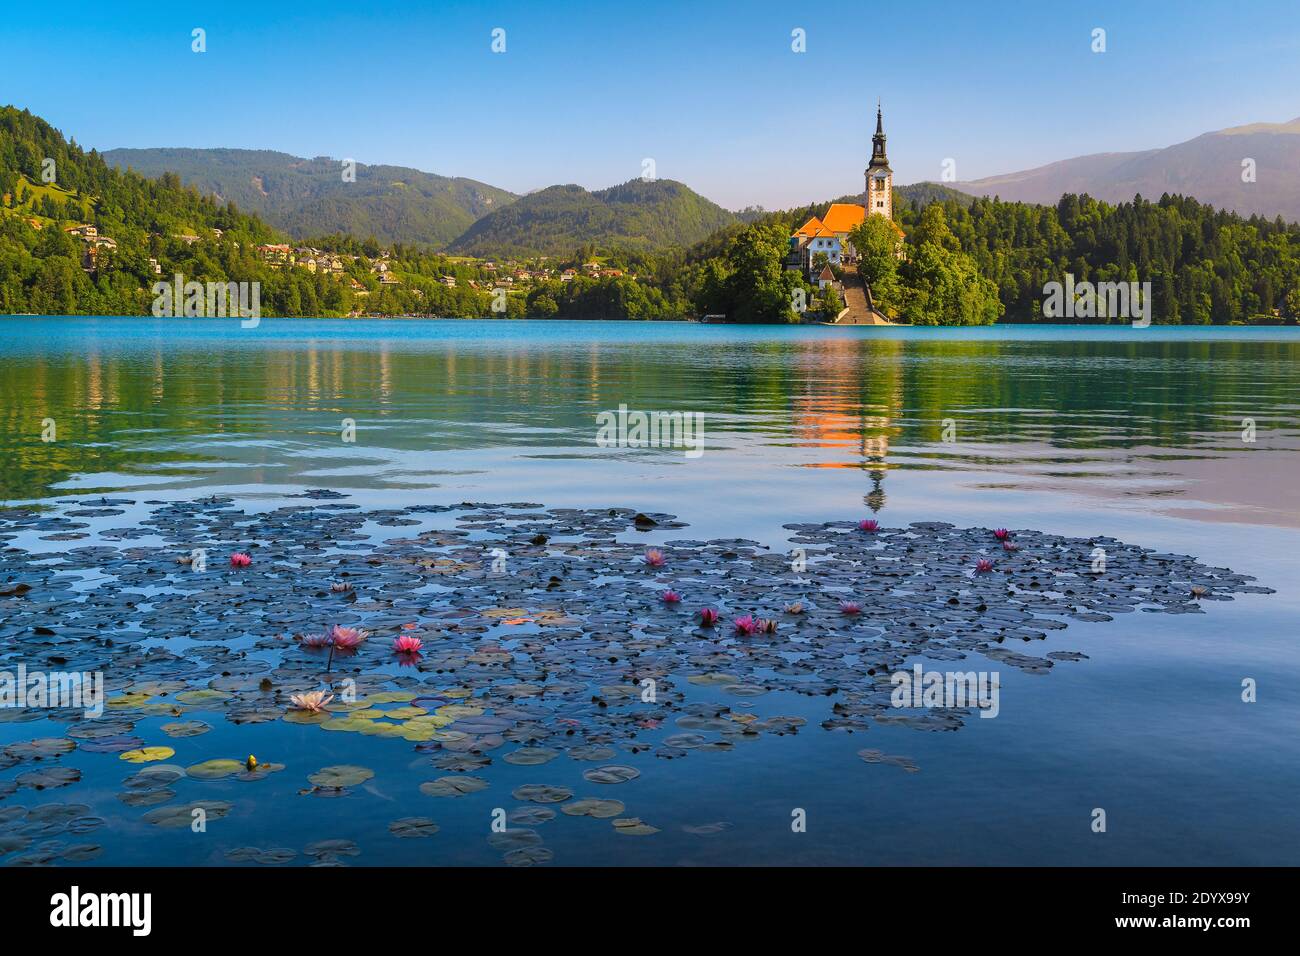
left=789, top=104, right=901, bottom=277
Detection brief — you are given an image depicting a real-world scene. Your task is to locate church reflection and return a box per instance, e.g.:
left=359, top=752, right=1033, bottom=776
left=791, top=337, right=904, bottom=513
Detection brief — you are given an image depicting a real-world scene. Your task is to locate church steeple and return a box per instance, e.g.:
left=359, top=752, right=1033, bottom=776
left=869, top=101, right=890, bottom=170
left=863, top=100, right=894, bottom=220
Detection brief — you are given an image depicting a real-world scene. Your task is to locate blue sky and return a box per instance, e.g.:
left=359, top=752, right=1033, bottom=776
left=4, top=0, right=1299, bottom=209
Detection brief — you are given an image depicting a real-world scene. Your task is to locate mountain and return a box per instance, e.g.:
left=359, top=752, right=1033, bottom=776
left=446, top=179, right=740, bottom=256
left=894, top=182, right=975, bottom=209
left=103, top=148, right=517, bottom=249
left=955, top=118, right=1300, bottom=221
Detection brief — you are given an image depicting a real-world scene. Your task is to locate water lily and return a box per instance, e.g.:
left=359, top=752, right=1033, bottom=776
left=1002, top=541, right=1020, bottom=552
left=1190, top=584, right=1209, bottom=598
left=698, top=607, right=719, bottom=627
left=393, top=634, right=423, bottom=654
left=993, top=528, right=1010, bottom=541
left=784, top=601, right=804, bottom=614
left=975, top=558, right=994, bottom=573
left=839, top=600, right=862, bottom=615
left=733, top=615, right=757, bottom=636
left=229, top=552, right=252, bottom=568
left=643, top=548, right=665, bottom=567
left=661, top=589, right=681, bottom=604
left=329, top=625, right=369, bottom=650
left=330, top=581, right=353, bottom=593
left=289, top=690, right=334, bottom=713
left=757, top=618, right=778, bottom=635
left=300, top=632, right=331, bottom=648
left=858, top=519, right=879, bottom=532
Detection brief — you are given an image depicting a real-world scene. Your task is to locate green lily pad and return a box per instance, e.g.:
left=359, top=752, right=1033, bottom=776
left=308, top=765, right=374, bottom=789
left=612, top=816, right=660, bottom=836
left=17, top=766, right=81, bottom=790
left=160, top=720, right=211, bottom=738
left=511, top=784, right=573, bottom=804
left=4, top=737, right=76, bottom=760
left=582, top=765, right=640, bottom=785
left=120, top=746, right=176, bottom=763
left=503, top=747, right=559, bottom=766
left=388, top=816, right=440, bottom=838
left=174, top=689, right=233, bottom=706
left=561, top=798, right=625, bottom=818
left=142, top=800, right=233, bottom=828
left=503, top=846, right=553, bottom=867
left=419, top=776, right=488, bottom=797
left=186, top=759, right=245, bottom=779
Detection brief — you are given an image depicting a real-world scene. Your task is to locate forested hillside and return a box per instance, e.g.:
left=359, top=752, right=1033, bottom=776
left=105, top=147, right=516, bottom=249
left=447, top=180, right=739, bottom=256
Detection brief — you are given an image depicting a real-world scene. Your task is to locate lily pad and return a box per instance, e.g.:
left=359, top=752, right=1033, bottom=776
left=419, top=776, right=488, bottom=797
left=582, top=765, right=640, bottom=785
left=308, top=765, right=375, bottom=789
left=120, top=747, right=176, bottom=763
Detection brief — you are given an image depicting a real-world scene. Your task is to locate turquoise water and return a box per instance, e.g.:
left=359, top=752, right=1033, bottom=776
left=1, top=317, right=1298, bottom=865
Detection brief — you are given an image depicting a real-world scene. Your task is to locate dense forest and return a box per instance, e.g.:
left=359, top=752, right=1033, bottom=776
left=3, top=105, right=1299, bottom=323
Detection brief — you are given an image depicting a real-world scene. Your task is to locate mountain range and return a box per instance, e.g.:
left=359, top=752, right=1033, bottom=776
left=103, top=148, right=516, bottom=249
left=102, top=118, right=1300, bottom=255
left=954, top=118, right=1300, bottom=221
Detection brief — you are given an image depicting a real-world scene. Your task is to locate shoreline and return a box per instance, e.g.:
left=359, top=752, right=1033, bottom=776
left=2, top=313, right=1298, bottom=328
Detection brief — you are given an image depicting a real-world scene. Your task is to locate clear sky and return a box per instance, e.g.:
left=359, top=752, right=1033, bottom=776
left=4, top=0, right=1299, bottom=210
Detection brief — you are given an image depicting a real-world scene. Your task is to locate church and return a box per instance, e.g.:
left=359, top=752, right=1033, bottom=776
left=789, top=104, right=900, bottom=275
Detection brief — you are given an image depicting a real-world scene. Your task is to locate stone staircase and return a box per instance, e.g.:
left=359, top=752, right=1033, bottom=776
left=833, top=265, right=898, bottom=325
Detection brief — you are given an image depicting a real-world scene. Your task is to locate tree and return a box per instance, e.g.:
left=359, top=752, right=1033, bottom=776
left=848, top=215, right=904, bottom=314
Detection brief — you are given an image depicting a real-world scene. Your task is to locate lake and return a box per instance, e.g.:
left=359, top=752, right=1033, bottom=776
left=1, top=317, right=1297, bottom=866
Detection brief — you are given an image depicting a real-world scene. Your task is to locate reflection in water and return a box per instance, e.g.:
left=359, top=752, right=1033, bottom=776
left=0, top=319, right=1297, bottom=527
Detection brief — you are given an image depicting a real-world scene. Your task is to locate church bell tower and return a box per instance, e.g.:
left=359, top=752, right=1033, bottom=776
left=864, top=102, right=893, bottom=220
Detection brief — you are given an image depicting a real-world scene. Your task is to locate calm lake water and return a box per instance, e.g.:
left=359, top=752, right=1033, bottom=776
left=1, top=317, right=1298, bottom=866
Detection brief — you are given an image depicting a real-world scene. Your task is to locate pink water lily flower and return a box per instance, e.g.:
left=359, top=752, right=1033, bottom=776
left=329, top=625, right=369, bottom=650
left=698, top=607, right=719, bottom=627
left=393, top=634, right=423, bottom=654
left=975, top=558, right=994, bottom=573
left=1002, top=540, right=1020, bottom=552
left=858, top=519, right=879, bottom=532
left=300, top=632, right=331, bottom=649
left=644, top=548, right=665, bottom=567
left=289, top=690, right=334, bottom=713
left=993, top=528, right=1010, bottom=541
left=839, top=600, right=862, bottom=615
left=733, top=615, right=757, bottom=636
left=229, top=552, right=252, bottom=568
left=661, top=589, right=682, bottom=604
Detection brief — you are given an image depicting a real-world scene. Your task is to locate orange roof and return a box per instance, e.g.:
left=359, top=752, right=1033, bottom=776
left=821, top=203, right=867, bottom=234
left=793, top=216, right=836, bottom=239
left=790, top=217, right=821, bottom=238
